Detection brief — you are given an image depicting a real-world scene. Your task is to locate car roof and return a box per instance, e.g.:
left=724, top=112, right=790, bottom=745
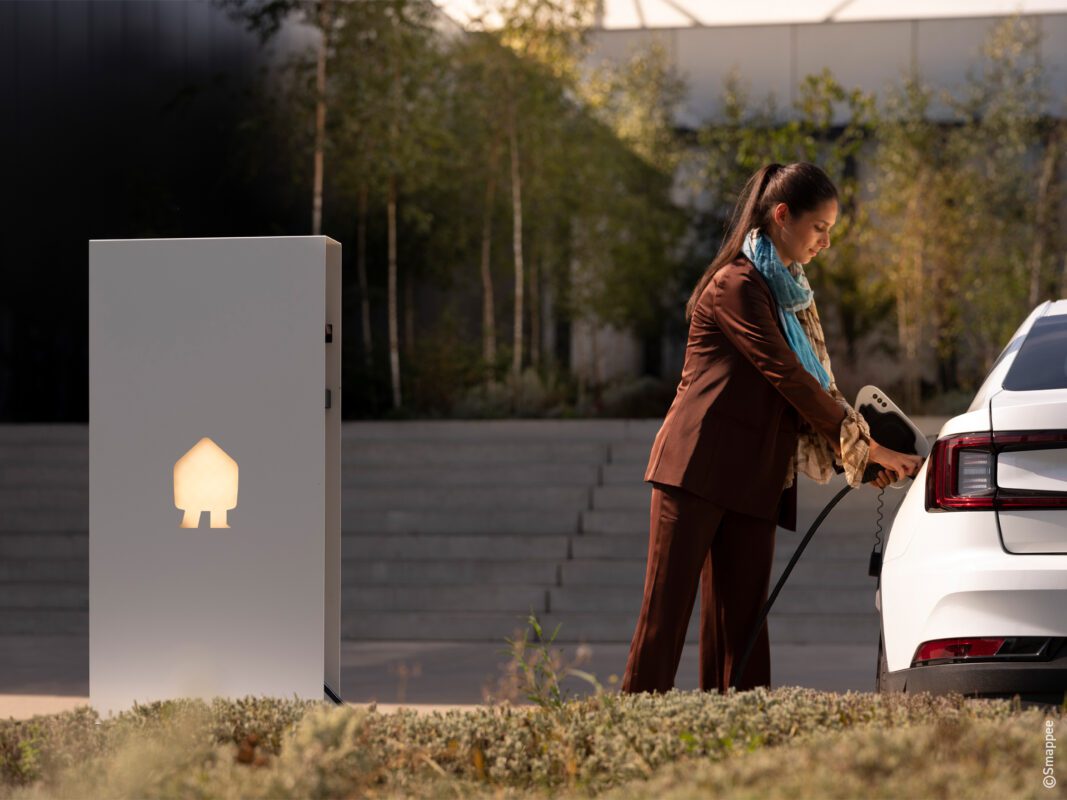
left=1043, top=299, right=1067, bottom=318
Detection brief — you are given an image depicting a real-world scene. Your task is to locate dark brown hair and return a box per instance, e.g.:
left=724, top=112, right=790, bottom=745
left=685, top=162, right=838, bottom=322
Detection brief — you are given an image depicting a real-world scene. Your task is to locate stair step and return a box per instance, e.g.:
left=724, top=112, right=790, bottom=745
left=609, top=441, right=654, bottom=463
left=0, top=489, right=89, bottom=508
left=570, top=533, right=885, bottom=560
left=343, top=534, right=570, bottom=560
left=341, top=442, right=607, bottom=465
left=0, top=465, right=89, bottom=487
left=343, top=464, right=600, bottom=487
left=345, top=585, right=550, bottom=613
left=581, top=507, right=900, bottom=536
left=344, top=509, right=580, bottom=534
left=0, top=609, right=88, bottom=635
left=341, top=486, right=590, bottom=511
left=0, top=510, right=88, bottom=531
left=560, top=556, right=878, bottom=588
left=344, top=559, right=559, bottom=586
left=342, top=419, right=661, bottom=441
left=547, top=585, right=875, bottom=615
left=0, top=559, right=87, bottom=582
left=0, top=532, right=88, bottom=559
left=0, top=583, right=87, bottom=609
left=342, top=610, right=879, bottom=644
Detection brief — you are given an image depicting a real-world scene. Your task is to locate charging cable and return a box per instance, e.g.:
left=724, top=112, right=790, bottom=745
left=730, top=484, right=853, bottom=691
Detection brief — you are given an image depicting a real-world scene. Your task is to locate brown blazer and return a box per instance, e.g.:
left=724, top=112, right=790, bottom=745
left=645, top=254, right=847, bottom=532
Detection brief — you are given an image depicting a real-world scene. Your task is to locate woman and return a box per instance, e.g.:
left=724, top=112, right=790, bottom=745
left=621, top=162, right=923, bottom=695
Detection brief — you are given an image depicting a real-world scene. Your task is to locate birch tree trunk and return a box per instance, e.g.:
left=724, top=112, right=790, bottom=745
left=404, top=263, right=415, bottom=359
left=356, top=184, right=372, bottom=368
left=480, top=138, right=501, bottom=384
left=387, top=173, right=401, bottom=407
left=1028, top=126, right=1059, bottom=307
left=508, top=106, right=524, bottom=379
left=530, top=247, right=541, bottom=370
left=311, top=0, right=330, bottom=235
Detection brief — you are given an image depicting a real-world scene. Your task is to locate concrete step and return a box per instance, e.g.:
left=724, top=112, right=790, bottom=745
left=542, top=611, right=880, bottom=645
left=0, top=533, right=87, bottom=559
left=341, top=441, right=607, bottom=465
left=560, top=556, right=878, bottom=589
left=547, top=584, right=875, bottom=615
left=0, top=510, right=87, bottom=531
left=343, top=533, right=570, bottom=560
left=341, top=486, right=591, bottom=511
left=570, top=532, right=884, bottom=561
left=592, top=485, right=652, bottom=510
left=0, top=465, right=88, bottom=487
left=343, top=509, right=580, bottom=535
left=0, top=425, right=88, bottom=442
left=581, top=507, right=900, bottom=536
left=341, top=419, right=661, bottom=441
left=0, top=559, right=87, bottom=582
left=601, top=463, right=646, bottom=485
left=0, top=583, right=87, bottom=609
left=0, top=451, right=88, bottom=467
left=609, top=441, right=653, bottom=463
left=342, top=610, right=879, bottom=644
left=2, top=603, right=881, bottom=646
left=0, top=608, right=88, bottom=635
left=0, top=489, right=89, bottom=509
left=344, top=559, right=560, bottom=586
left=343, top=463, right=600, bottom=487
left=589, top=481, right=906, bottom=511
left=346, top=585, right=550, bottom=613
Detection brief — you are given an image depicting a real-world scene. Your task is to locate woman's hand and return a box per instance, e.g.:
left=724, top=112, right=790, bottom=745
left=867, top=439, right=924, bottom=489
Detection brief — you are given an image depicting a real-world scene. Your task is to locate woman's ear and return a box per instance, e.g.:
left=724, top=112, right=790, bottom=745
left=773, top=202, right=790, bottom=227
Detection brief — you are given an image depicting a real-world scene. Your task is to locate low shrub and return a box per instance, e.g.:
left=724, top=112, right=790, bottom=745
left=1, top=687, right=1056, bottom=799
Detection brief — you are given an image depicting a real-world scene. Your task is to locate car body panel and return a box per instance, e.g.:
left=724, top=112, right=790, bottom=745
left=879, top=299, right=1067, bottom=697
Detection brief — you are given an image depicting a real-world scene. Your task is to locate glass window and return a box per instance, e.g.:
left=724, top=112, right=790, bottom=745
left=1003, top=314, right=1067, bottom=391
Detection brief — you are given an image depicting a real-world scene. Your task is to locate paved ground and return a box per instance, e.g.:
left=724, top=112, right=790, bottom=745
left=0, top=635, right=876, bottom=719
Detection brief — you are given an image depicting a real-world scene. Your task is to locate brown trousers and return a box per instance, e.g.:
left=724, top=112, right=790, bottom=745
left=621, top=482, right=777, bottom=694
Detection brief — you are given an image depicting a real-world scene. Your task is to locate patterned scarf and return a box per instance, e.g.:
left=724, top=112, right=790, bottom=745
left=738, top=228, right=872, bottom=490
left=741, top=229, right=831, bottom=390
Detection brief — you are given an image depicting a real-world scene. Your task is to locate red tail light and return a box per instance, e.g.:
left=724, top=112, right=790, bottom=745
left=925, top=434, right=995, bottom=510
left=913, top=638, right=1006, bottom=665
left=925, top=430, right=1067, bottom=511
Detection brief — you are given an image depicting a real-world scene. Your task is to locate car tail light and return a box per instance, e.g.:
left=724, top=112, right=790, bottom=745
left=925, top=434, right=995, bottom=510
left=925, top=431, right=1067, bottom=511
left=911, top=636, right=1056, bottom=667
left=913, top=638, right=1005, bottom=665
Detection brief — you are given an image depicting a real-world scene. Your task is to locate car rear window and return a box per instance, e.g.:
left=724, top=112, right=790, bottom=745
left=1003, top=314, right=1067, bottom=391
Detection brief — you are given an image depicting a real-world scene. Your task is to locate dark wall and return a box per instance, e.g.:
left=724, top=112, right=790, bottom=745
left=0, top=0, right=307, bottom=421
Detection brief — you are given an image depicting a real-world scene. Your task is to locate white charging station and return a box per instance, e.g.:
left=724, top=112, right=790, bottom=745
left=89, top=236, right=341, bottom=716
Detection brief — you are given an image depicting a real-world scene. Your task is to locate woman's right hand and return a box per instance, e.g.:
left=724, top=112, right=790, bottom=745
left=867, top=439, right=924, bottom=488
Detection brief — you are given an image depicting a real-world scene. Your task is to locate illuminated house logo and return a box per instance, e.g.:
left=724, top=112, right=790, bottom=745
left=174, top=437, right=239, bottom=528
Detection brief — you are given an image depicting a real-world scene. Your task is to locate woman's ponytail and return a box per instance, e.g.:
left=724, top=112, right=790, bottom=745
left=684, top=162, right=835, bottom=322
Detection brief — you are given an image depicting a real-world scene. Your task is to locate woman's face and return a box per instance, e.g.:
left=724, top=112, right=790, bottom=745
left=773, top=198, right=838, bottom=266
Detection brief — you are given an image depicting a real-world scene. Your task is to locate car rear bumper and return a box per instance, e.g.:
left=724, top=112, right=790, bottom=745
left=882, top=639, right=1067, bottom=705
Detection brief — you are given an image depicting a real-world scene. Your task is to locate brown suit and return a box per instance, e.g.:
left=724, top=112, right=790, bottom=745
left=622, top=254, right=847, bottom=694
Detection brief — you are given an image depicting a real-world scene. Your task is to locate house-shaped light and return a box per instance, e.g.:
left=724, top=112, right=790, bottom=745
left=174, top=437, right=239, bottom=528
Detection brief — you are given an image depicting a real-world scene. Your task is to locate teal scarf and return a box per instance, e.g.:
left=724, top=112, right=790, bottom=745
left=741, top=228, right=831, bottom=390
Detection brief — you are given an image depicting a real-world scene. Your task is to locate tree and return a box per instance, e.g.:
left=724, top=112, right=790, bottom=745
left=218, top=0, right=337, bottom=234
left=695, top=69, right=886, bottom=381
left=466, top=0, right=597, bottom=383
left=330, top=0, right=451, bottom=409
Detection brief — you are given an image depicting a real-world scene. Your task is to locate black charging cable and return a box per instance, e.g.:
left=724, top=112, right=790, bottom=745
left=730, top=483, right=853, bottom=691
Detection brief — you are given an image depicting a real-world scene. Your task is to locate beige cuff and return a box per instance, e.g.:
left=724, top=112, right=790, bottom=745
left=838, top=402, right=871, bottom=488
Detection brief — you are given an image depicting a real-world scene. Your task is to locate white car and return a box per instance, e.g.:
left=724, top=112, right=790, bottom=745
left=877, top=299, right=1067, bottom=706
